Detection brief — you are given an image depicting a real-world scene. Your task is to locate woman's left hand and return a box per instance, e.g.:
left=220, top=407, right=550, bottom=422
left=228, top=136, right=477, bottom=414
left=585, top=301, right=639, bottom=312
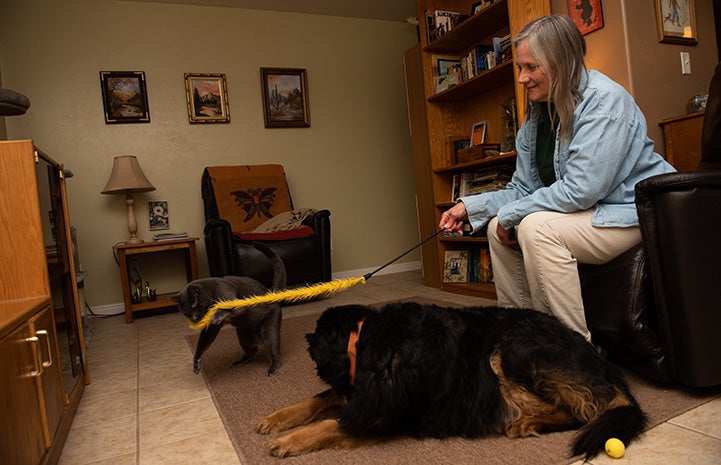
left=496, top=222, right=519, bottom=248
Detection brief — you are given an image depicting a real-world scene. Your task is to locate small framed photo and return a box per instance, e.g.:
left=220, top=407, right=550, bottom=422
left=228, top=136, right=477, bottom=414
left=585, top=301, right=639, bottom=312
left=471, top=0, right=495, bottom=15
left=470, top=121, right=487, bottom=146
left=437, top=58, right=461, bottom=76
left=654, top=0, right=697, bottom=45
left=435, top=73, right=459, bottom=93
left=99, top=71, right=150, bottom=124
left=568, top=0, right=604, bottom=35
left=148, top=201, right=169, bottom=231
left=260, top=68, right=310, bottom=128
left=184, top=73, right=230, bottom=123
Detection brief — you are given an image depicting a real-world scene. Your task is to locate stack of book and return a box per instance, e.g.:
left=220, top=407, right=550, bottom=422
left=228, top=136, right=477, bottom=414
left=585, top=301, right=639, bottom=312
left=451, top=165, right=514, bottom=201
left=153, top=232, right=188, bottom=241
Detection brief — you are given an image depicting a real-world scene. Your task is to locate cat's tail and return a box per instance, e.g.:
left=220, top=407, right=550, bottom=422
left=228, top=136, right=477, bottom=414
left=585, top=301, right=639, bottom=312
left=252, top=242, right=287, bottom=290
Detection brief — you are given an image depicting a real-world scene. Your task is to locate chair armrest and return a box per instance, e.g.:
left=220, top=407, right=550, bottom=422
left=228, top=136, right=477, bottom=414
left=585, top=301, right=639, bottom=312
left=204, top=218, right=236, bottom=277
left=304, top=209, right=332, bottom=281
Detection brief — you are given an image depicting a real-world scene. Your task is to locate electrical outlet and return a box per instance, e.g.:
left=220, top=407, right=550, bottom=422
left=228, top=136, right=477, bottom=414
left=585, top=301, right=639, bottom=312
left=680, top=52, right=691, bottom=75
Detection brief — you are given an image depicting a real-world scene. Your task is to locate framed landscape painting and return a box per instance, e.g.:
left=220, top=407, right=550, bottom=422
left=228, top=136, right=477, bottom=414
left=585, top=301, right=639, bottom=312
left=260, top=68, right=310, bottom=128
left=184, top=73, right=230, bottom=123
left=99, top=71, right=150, bottom=124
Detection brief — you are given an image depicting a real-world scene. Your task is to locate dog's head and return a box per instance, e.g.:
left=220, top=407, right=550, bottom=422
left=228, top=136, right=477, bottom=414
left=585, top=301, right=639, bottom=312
left=306, top=304, right=376, bottom=390
left=170, top=281, right=215, bottom=323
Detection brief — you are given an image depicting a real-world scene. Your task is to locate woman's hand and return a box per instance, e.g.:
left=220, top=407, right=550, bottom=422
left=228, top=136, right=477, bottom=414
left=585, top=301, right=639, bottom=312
left=496, top=221, right=519, bottom=248
left=439, top=202, right=468, bottom=234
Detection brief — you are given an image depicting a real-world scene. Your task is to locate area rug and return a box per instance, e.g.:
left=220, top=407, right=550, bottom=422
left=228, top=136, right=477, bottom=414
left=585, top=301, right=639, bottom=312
left=186, top=297, right=721, bottom=465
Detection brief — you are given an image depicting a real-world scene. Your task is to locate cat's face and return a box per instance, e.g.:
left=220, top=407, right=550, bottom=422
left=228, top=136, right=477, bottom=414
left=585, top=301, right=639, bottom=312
left=171, top=284, right=213, bottom=322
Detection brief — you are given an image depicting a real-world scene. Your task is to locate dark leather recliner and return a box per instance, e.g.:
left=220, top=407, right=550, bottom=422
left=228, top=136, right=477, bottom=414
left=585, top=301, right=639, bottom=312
left=202, top=165, right=332, bottom=288
left=579, top=63, right=721, bottom=388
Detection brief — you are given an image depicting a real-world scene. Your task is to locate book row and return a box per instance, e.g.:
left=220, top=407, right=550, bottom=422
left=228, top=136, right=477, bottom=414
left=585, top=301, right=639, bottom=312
left=443, top=247, right=494, bottom=284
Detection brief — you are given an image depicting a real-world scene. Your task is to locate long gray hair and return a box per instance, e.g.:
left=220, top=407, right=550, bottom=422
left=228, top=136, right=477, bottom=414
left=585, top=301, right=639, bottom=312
left=513, top=14, right=587, bottom=139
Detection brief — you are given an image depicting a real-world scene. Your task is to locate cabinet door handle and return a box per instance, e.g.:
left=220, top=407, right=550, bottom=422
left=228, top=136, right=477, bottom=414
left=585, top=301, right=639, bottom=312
left=36, top=329, right=53, bottom=368
left=25, top=336, right=44, bottom=377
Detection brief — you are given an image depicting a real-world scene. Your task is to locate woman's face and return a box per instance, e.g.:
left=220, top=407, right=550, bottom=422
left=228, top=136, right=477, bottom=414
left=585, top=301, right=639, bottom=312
left=516, top=41, right=549, bottom=102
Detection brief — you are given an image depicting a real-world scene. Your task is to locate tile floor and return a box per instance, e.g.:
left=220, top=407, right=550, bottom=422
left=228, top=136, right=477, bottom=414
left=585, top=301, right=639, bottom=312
left=58, top=271, right=721, bottom=465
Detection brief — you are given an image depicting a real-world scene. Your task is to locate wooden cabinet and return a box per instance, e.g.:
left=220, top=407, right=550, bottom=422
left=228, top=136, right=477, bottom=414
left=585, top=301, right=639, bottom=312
left=0, top=140, right=88, bottom=465
left=659, top=111, right=704, bottom=171
left=406, top=0, right=549, bottom=298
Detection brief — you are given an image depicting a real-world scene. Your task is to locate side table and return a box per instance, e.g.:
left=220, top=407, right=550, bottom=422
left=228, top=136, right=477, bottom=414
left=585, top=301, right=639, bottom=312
left=114, top=237, right=199, bottom=323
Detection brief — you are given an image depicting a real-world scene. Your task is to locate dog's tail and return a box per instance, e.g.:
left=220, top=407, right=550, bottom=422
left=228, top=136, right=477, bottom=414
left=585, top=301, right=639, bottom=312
left=572, top=404, right=647, bottom=460
left=252, top=242, right=287, bottom=290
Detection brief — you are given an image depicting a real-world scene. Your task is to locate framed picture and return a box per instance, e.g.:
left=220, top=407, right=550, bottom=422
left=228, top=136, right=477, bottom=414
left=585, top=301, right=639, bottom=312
left=654, top=0, right=697, bottom=45
left=184, top=73, right=230, bottom=123
left=437, top=58, right=461, bottom=76
left=568, top=0, right=604, bottom=35
left=260, top=68, right=310, bottom=128
left=470, top=121, right=487, bottom=146
left=99, top=71, right=150, bottom=124
left=435, top=73, right=459, bottom=93
left=148, top=201, right=169, bottom=231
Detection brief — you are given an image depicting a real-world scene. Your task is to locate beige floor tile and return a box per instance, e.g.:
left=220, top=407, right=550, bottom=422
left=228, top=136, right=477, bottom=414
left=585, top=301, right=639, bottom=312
left=139, top=398, right=225, bottom=449
left=82, top=454, right=136, bottom=465
left=58, top=416, right=136, bottom=465
left=71, top=389, right=137, bottom=428
left=587, top=422, right=721, bottom=465
left=668, top=396, right=721, bottom=439
left=139, top=373, right=209, bottom=412
left=82, top=366, right=138, bottom=398
left=138, top=352, right=198, bottom=387
left=139, top=430, right=241, bottom=465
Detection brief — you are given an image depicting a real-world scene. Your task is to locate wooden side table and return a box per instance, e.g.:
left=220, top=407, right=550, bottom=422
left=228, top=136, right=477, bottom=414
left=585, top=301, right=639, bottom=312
left=114, top=237, right=199, bottom=323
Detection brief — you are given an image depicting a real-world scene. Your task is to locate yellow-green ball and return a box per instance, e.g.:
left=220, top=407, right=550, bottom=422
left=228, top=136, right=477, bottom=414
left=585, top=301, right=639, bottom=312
left=605, top=438, right=625, bottom=459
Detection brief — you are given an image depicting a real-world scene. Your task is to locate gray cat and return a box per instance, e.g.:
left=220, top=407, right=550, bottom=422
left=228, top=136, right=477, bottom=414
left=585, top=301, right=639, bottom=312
left=171, top=242, right=286, bottom=375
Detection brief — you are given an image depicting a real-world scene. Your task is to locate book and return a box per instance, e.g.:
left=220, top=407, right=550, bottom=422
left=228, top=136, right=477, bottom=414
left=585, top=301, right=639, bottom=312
left=425, top=9, right=462, bottom=43
left=153, top=232, right=188, bottom=241
left=443, top=249, right=468, bottom=283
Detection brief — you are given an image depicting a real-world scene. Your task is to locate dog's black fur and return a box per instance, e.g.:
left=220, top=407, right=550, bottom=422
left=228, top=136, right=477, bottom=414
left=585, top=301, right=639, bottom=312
left=172, top=242, right=286, bottom=375
left=257, top=302, right=647, bottom=459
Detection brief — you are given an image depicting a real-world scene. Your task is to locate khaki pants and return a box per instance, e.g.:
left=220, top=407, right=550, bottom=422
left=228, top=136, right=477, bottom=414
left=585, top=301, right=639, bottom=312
left=487, top=211, right=641, bottom=341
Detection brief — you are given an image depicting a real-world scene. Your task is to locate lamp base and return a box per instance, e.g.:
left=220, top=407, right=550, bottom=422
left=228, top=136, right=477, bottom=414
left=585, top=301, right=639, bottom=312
left=124, top=237, right=144, bottom=245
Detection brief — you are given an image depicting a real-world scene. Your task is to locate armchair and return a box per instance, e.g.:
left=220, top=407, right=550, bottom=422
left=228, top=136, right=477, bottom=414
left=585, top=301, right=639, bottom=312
left=579, top=64, right=721, bottom=388
left=202, top=164, right=331, bottom=288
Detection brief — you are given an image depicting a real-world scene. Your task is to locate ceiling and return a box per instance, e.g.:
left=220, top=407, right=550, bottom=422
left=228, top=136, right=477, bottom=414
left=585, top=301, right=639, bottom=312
left=121, top=0, right=418, bottom=22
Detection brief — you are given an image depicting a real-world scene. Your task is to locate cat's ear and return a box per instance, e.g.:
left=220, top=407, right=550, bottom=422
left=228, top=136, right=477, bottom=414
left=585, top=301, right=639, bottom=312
left=169, top=293, right=180, bottom=303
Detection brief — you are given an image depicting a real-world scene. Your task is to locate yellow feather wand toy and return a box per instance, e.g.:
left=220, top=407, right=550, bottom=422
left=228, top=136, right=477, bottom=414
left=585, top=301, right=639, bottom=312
left=188, top=229, right=444, bottom=330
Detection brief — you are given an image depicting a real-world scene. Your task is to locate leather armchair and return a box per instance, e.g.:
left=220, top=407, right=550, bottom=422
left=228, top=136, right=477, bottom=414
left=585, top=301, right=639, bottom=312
left=579, top=64, right=721, bottom=388
left=202, top=165, right=332, bottom=288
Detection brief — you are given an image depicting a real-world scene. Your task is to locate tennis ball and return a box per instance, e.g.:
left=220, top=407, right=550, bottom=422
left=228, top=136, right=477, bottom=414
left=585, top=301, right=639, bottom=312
left=605, top=438, right=625, bottom=459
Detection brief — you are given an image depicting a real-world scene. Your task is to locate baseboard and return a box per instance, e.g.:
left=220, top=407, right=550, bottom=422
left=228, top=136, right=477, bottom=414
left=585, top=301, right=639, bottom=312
left=332, top=260, right=421, bottom=280
left=88, top=302, right=126, bottom=317
left=90, top=262, right=422, bottom=314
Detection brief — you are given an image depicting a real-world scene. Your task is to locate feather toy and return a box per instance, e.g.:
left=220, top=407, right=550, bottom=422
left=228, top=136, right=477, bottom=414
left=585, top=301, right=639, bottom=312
left=188, top=229, right=443, bottom=330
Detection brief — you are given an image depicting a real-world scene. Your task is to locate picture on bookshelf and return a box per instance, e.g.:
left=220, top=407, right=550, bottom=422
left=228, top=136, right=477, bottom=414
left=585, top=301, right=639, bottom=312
left=435, top=73, right=460, bottom=93
left=437, top=58, right=462, bottom=76
left=568, top=0, right=604, bottom=35
left=470, top=121, right=487, bottom=146
left=443, top=249, right=468, bottom=283
left=471, top=1, right=496, bottom=15
left=425, top=9, right=462, bottom=43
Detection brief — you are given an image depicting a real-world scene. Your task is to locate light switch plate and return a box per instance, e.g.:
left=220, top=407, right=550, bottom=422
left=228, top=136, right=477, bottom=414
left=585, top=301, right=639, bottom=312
left=681, top=52, right=691, bottom=74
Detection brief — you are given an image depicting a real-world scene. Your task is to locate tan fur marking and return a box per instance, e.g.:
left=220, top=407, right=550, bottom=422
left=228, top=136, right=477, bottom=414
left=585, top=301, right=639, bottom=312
left=256, top=391, right=346, bottom=434
left=268, top=419, right=374, bottom=457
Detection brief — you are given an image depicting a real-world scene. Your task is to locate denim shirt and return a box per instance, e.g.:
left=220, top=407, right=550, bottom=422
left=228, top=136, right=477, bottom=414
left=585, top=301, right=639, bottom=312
left=461, top=70, right=675, bottom=232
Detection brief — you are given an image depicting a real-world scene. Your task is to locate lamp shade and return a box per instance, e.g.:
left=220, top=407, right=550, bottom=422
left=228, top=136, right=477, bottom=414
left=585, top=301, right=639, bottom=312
left=101, top=155, right=156, bottom=194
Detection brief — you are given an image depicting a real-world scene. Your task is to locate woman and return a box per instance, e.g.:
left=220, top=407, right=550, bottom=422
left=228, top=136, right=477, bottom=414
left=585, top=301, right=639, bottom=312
left=438, top=14, right=675, bottom=342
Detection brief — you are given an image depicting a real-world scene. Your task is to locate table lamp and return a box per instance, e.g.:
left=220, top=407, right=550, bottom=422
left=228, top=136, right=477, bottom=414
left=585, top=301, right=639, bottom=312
left=101, top=155, right=156, bottom=244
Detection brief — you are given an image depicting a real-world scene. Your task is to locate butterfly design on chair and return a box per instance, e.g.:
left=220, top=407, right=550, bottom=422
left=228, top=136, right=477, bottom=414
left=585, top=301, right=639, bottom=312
left=231, top=187, right=278, bottom=222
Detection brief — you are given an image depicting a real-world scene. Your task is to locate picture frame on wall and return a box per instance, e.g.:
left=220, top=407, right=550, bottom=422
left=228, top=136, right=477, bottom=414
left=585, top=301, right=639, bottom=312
left=260, top=68, right=310, bottom=128
left=184, top=73, right=230, bottom=123
left=99, top=71, right=150, bottom=124
left=567, top=0, right=604, bottom=35
left=654, top=0, right=697, bottom=45
left=470, top=121, right=487, bottom=146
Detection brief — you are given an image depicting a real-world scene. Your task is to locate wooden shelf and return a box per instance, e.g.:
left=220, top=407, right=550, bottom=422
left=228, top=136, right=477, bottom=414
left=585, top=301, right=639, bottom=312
left=428, top=60, right=514, bottom=102
left=434, top=151, right=517, bottom=174
left=423, top=0, right=509, bottom=54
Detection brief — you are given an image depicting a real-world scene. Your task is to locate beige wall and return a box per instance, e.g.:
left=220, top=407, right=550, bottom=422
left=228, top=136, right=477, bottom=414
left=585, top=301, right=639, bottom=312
left=0, top=0, right=420, bottom=308
left=551, top=0, right=718, bottom=156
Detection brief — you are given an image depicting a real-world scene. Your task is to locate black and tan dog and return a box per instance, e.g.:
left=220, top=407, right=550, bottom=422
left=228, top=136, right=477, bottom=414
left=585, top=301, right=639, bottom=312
left=256, top=302, right=647, bottom=459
